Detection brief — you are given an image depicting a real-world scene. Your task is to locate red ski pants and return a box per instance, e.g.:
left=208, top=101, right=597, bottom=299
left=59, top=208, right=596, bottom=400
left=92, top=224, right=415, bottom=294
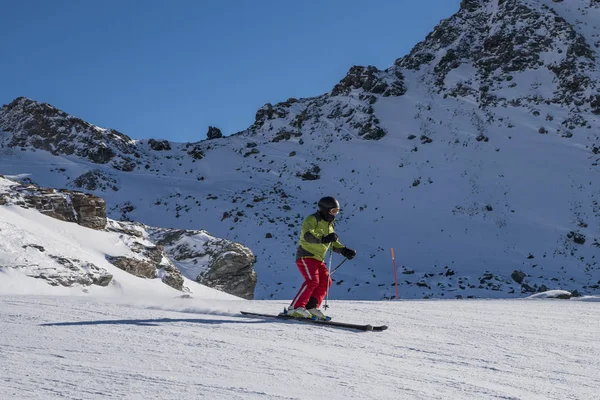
left=290, top=257, right=332, bottom=309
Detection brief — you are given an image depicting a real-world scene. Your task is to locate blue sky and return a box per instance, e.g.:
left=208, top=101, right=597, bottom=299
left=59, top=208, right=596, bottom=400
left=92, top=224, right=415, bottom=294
left=1, top=0, right=461, bottom=142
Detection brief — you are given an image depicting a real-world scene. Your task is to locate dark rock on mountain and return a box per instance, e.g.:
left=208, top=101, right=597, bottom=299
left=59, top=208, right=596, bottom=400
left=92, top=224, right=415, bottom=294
left=4, top=183, right=108, bottom=230
left=0, top=97, right=137, bottom=167
left=71, top=170, right=119, bottom=192
left=207, top=126, right=223, bottom=140
left=105, top=256, right=158, bottom=279
left=148, top=139, right=172, bottom=151
left=150, top=228, right=257, bottom=299
left=197, top=242, right=257, bottom=300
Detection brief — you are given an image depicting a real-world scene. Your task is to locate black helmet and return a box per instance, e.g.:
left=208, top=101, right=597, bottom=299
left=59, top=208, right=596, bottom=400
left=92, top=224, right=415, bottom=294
left=318, top=196, right=340, bottom=219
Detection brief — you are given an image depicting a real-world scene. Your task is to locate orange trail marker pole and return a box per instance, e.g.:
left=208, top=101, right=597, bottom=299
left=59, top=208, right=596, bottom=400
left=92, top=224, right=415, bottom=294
left=391, top=248, right=399, bottom=300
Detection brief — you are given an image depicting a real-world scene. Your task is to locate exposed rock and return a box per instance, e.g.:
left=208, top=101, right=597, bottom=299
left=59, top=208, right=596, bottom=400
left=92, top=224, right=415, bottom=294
left=297, top=164, right=321, bottom=181
left=11, top=185, right=108, bottom=230
left=111, top=158, right=137, bottom=172
left=106, top=256, right=158, bottom=279
left=198, top=242, right=257, bottom=300
left=85, top=146, right=116, bottom=164
left=149, top=227, right=257, bottom=299
left=148, top=139, right=171, bottom=151
left=567, top=231, right=586, bottom=244
left=105, top=221, right=186, bottom=291
left=71, top=170, right=119, bottom=192
left=4, top=255, right=113, bottom=287
left=22, top=244, right=46, bottom=252
left=397, top=0, right=597, bottom=111
left=511, top=270, right=526, bottom=284
left=272, top=129, right=302, bottom=143
left=253, top=103, right=290, bottom=129
left=460, top=0, right=482, bottom=12
left=207, top=126, right=223, bottom=140
left=521, top=283, right=537, bottom=293
left=331, top=65, right=406, bottom=98
left=186, top=144, right=205, bottom=160
left=160, top=264, right=185, bottom=291
left=0, top=97, right=135, bottom=165
left=591, top=95, right=600, bottom=115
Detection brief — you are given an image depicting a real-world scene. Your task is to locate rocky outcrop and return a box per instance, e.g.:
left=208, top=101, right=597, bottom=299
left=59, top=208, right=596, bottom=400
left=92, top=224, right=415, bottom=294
left=0, top=97, right=139, bottom=169
left=105, top=222, right=187, bottom=291
left=105, top=256, right=158, bottom=279
left=331, top=65, right=406, bottom=98
left=30, top=190, right=106, bottom=230
left=148, top=139, right=171, bottom=151
left=207, top=126, right=223, bottom=140
left=70, top=170, right=119, bottom=192
left=2, top=240, right=113, bottom=288
left=396, top=0, right=598, bottom=113
left=149, top=228, right=257, bottom=299
left=42, top=255, right=113, bottom=287
left=160, top=264, right=185, bottom=291
left=198, top=243, right=257, bottom=300
left=2, top=181, right=107, bottom=230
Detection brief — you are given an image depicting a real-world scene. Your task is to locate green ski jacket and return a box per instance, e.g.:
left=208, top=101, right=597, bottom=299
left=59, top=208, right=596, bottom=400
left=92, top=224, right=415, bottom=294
left=296, top=212, right=344, bottom=261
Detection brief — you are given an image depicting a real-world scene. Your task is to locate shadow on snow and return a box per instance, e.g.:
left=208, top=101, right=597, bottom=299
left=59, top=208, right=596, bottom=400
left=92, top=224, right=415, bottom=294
left=40, top=317, right=271, bottom=327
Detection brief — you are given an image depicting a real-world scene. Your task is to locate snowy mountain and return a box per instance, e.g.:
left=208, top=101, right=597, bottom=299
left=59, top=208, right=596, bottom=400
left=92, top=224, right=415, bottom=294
left=2, top=0, right=600, bottom=300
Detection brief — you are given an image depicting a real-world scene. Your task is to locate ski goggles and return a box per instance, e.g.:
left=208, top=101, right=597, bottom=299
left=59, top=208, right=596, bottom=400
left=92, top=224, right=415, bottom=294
left=329, top=208, right=340, bottom=216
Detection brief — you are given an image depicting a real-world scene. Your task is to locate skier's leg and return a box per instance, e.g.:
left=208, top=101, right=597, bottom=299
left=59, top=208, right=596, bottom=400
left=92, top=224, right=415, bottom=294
left=289, top=258, right=320, bottom=309
left=311, top=262, right=332, bottom=308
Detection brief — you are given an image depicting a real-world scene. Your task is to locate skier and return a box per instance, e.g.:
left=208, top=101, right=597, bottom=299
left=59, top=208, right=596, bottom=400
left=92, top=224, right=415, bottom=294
left=286, top=196, right=356, bottom=319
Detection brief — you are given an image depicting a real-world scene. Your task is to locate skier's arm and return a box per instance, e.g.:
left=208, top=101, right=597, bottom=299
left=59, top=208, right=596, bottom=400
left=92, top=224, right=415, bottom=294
left=302, top=215, right=322, bottom=243
left=332, top=234, right=356, bottom=259
left=331, top=238, right=344, bottom=250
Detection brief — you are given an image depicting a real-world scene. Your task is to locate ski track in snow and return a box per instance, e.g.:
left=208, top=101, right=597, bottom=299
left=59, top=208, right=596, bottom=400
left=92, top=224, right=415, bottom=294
left=1, top=296, right=599, bottom=400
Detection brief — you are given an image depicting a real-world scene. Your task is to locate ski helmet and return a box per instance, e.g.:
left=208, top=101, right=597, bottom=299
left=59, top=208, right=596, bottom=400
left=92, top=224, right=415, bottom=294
left=318, top=196, right=340, bottom=217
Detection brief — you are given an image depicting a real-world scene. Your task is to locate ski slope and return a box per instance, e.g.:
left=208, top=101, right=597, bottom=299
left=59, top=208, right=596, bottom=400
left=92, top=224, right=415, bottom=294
left=1, top=294, right=599, bottom=400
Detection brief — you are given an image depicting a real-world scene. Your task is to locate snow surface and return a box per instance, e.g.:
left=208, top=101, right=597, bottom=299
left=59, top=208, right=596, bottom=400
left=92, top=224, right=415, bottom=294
left=1, top=294, right=599, bottom=400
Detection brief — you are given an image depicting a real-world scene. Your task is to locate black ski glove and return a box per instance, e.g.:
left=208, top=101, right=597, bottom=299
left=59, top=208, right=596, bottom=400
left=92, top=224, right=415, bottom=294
left=340, top=247, right=356, bottom=260
left=321, top=232, right=338, bottom=244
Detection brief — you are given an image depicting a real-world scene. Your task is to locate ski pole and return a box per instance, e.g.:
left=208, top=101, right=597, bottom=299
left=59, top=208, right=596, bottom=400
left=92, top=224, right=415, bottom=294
left=391, top=248, right=399, bottom=300
left=324, top=256, right=350, bottom=310
left=323, top=249, right=333, bottom=310
left=329, top=258, right=348, bottom=276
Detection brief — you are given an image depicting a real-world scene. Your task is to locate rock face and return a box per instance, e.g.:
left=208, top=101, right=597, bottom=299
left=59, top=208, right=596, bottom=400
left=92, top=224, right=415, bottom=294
left=70, top=170, right=119, bottom=192
left=396, top=0, right=598, bottom=115
left=104, top=221, right=188, bottom=292
left=198, top=243, right=257, bottom=300
left=9, top=249, right=114, bottom=288
left=0, top=97, right=137, bottom=168
left=105, top=256, right=158, bottom=279
left=149, top=228, right=257, bottom=299
left=148, top=139, right=171, bottom=151
left=1, top=182, right=107, bottom=230
left=206, top=126, right=223, bottom=140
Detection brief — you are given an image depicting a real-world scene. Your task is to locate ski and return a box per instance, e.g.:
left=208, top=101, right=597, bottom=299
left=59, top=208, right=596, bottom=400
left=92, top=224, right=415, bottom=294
left=240, top=311, right=388, bottom=332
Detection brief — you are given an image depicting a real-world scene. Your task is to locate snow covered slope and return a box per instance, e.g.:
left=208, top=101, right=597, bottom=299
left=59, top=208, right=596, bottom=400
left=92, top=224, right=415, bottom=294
left=0, top=179, right=241, bottom=299
left=1, top=295, right=599, bottom=399
left=1, top=0, right=600, bottom=299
